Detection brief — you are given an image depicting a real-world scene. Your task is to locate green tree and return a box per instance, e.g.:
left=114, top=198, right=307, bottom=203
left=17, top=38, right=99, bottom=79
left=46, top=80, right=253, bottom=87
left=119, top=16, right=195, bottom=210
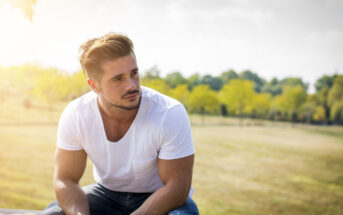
left=330, top=99, right=343, bottom=123
left=299, top=96, right=317, bottom=123
left=187, top=73, right=200, bottom=90
left=31, top=69, right=62, bottom=120
left=251, top=93, right=271, bottom=118
left=143, top=65, right=161, bottom=80
left=327, top=76, right=343, bottom=108
left=200, top=75, right=223, bottom=91
left=220, top=69, right=238, bottom=85
left=313, top=106, right=326, bottom=123
left=239, top=70, right=266, bottom=93
left=279, top=78, right=308, bottom=92
left=165, top=72, right=187, bottom=88
left=270, top=95, right=284, bottom=121
left=315, top=75, right=334, bottom=93
left=261, top=78, right=283, bottom=96
left=220, top=80, right=255, bottom=118
left=314, top=75, right=335, bottom=121
left=189, top=85, right=219, bottom=116
left=278, top=85, right=307, bottom=121
left=56, top=71, right=89, bottom=100
left=327, top=76, right=343, bottom=123
left=142, top=79, right=171, bottom=96
left=263, top=77, right=309, bottom=96
left=170, top=84, right=190, bottom=109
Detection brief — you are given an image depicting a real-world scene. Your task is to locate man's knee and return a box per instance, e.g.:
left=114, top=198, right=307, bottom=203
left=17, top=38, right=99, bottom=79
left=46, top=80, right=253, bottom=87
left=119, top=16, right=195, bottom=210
left=168, top=197, right=199, bottom=215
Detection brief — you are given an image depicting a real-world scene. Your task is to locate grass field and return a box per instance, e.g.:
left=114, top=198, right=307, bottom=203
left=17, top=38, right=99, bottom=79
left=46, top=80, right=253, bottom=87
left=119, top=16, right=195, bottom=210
left=0, top=112, right=343, bottom=214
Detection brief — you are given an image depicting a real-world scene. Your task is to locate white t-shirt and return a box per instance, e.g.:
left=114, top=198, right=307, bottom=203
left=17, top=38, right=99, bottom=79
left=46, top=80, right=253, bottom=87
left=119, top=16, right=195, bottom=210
left=57, top=86, right=195, bottom=193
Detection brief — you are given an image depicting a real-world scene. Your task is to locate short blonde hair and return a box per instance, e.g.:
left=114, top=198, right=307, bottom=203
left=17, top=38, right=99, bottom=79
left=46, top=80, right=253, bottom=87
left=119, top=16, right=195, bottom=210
left=79, top=33, right=134, bottom=78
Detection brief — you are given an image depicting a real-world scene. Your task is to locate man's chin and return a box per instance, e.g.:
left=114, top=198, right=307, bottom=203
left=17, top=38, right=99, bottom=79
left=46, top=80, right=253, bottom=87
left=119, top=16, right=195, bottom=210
left=117, top=96, right=141, bottom=111
left=121, top=101, right=140, bottom=110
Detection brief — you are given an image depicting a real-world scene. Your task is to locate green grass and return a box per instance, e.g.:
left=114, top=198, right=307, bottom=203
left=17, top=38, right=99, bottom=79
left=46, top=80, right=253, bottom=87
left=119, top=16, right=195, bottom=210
left=191, top=123, right=343, bottom=215
left=0, top=106, right=343, bottom=214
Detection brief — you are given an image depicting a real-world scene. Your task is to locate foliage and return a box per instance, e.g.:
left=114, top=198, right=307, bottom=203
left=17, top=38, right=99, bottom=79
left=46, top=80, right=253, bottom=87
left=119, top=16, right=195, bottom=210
left=315, top=75, right=334, bottom=93
left=328, top=76, right=343, bottom=107
left=279, top=78, right=309, bottom=91
left=0, top=63, right=342, bottom=125
left=187, top=73, right=201, bottom=90
left=220, top=69, right=238, bottom=85
left=274, top=85, right=307, bottom=121
left=330, top=99, right=343, bottom=123
left=170, top=84, right=190, bottom=109
left=313, top=106, right=326, bottom=122
left=142, top=65, right=161, bottom=80
left=299, top=98, right=317, bottom=123
left=327, top=76, right=343, bottom=124
left=141, top=79, right=171, bottom=96
left=261, top=78, right=283, bottom=96
left=189, top=85, right=219, bottom=114
left=251, top=93, right=271, bottom=118
left=165, top=72, right=187, bottom=88
left=1, top=0, right=37, bottom=21
left=200, top=75, right=223, bottom=91
left=239, top=70, right=266, bottom=92
left=220, top=80, right=255, bottom=117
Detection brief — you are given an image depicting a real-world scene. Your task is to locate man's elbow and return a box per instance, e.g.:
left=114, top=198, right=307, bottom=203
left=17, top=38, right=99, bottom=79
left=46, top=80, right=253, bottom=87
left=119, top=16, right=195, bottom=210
left=53, top=177, right=78, bottom=194
left=175, top=186, right=190, bottom=207
left=178, top=196, right=188, bottom=207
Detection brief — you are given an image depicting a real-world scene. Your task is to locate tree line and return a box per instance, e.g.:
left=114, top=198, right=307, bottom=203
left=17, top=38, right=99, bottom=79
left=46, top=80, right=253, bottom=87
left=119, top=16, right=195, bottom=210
left=0, top=64, right=342, bottom=124
left=142, top=66, right=343, bottom=125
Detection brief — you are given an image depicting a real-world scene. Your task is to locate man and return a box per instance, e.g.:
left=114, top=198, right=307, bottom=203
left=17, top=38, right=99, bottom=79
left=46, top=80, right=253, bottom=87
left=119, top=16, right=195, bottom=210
left=42, top=33, right=199, bottom=215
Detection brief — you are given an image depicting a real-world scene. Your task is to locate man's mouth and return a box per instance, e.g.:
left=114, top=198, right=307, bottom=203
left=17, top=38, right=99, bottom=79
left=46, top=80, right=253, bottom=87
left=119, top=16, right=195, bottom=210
left=124, top=93, right=138, bottom=99
left=122, top=90, right=140, bottom=100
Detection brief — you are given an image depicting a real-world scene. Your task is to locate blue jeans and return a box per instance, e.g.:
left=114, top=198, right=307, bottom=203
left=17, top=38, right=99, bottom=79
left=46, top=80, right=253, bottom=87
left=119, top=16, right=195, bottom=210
left=42, top=183, right=199, bottom=215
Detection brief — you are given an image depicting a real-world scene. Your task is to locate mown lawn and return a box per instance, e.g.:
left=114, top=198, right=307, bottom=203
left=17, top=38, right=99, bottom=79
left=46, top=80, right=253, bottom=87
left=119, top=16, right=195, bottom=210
left=0, top=116, right=342, bottom=215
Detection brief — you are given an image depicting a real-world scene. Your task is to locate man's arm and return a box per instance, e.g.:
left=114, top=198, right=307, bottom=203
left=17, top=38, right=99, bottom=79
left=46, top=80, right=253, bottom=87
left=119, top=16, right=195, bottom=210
left=53, top=146, right=89, bottom=215
left=131, top=154, right=194, bottom=215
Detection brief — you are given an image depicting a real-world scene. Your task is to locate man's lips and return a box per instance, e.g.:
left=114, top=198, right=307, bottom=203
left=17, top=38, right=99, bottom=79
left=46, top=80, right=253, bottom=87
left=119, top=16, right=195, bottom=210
left=123, top=93, right=138, bottom=99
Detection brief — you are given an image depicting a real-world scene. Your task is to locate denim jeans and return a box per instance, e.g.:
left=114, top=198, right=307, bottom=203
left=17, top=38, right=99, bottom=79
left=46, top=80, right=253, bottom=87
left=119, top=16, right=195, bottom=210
left=42, top=183, right=199, bottom=215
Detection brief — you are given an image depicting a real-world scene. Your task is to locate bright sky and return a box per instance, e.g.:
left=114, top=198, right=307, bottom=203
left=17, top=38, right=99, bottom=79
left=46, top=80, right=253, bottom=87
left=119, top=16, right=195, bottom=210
left=0, top=0, right=343, bottom=93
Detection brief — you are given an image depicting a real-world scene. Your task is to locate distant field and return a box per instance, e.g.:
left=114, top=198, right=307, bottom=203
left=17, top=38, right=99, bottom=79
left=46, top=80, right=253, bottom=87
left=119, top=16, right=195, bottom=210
left=0, top=115, right=342, bottom=215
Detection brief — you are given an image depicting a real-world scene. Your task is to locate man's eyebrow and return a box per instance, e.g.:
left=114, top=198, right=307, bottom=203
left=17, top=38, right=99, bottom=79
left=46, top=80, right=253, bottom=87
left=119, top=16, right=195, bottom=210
left=111, top=73, right=124, bottom=80
left=131, top=68, right=138, bottom=72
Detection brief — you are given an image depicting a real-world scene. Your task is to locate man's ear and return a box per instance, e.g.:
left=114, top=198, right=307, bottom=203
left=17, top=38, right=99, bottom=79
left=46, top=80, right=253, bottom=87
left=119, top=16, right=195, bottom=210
left=87, top=78, right=100, bottom=94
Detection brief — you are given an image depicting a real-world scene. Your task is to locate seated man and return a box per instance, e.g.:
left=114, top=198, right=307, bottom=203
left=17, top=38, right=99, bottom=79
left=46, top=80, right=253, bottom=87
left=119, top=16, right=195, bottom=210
left=42, top=33, right=199, bottom=215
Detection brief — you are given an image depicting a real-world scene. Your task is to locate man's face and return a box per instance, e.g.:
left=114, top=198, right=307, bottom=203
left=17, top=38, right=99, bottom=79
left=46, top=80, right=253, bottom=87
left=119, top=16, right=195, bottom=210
left=90, top=53, right=141, bottom=110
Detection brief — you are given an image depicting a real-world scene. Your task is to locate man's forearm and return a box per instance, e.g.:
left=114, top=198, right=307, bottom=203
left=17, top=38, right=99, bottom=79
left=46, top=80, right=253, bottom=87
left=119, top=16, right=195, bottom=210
left=54, top=179, right=90, bottom=215
left=131, top=181, right=189, bottom=215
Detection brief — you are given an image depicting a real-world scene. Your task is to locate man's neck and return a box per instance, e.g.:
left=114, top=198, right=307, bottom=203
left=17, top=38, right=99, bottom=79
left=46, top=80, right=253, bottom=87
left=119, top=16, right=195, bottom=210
left=97, top=96, right=139, bottom=123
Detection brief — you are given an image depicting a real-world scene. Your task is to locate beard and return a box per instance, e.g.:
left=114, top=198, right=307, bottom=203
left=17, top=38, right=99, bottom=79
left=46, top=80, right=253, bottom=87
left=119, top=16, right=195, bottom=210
left=101, top=90, right=141, bottom=111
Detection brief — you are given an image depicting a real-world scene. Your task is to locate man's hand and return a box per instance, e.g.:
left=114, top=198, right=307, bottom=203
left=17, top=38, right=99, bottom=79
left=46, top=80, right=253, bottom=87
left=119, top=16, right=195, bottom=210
left=53, top=147, right=90, bottom=215
left=131, top=154, right=194, bottom=215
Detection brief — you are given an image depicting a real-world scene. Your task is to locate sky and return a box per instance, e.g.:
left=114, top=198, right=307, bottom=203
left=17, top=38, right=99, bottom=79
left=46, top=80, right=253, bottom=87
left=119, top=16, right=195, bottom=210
left=0, top=0, right=342, bottom=93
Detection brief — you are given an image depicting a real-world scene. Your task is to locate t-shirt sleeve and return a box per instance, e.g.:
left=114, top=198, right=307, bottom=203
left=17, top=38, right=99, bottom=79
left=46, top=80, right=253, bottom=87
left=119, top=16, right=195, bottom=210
left=56, top=103, right=83, bottom=151
left=158, top=105, right=195, bottom=160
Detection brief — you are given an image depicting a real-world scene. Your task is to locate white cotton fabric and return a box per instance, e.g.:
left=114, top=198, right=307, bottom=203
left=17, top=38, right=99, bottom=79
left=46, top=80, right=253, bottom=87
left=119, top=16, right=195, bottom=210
left=57, top=86, right=195, bottom=193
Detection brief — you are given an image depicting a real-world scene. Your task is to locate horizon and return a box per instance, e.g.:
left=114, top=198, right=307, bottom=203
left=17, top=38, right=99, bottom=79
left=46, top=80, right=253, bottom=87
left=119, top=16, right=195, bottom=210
left=1, top=0, right=342, bottom=93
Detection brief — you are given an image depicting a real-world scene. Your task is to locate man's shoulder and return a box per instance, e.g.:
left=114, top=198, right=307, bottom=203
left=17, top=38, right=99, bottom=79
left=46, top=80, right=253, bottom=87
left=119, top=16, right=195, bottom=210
left=141, top=86, right=182, bottom=111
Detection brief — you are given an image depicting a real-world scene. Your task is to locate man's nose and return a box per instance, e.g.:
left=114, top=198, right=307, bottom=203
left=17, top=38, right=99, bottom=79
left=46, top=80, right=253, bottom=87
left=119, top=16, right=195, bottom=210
left=126, top=78, right=136, bottom=91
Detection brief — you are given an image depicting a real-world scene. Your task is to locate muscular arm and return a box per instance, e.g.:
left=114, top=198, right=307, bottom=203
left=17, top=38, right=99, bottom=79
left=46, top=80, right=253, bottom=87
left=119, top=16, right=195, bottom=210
left=131, top=154, right=194, bottom=215
left=53, top=147, right=89, bottom=215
